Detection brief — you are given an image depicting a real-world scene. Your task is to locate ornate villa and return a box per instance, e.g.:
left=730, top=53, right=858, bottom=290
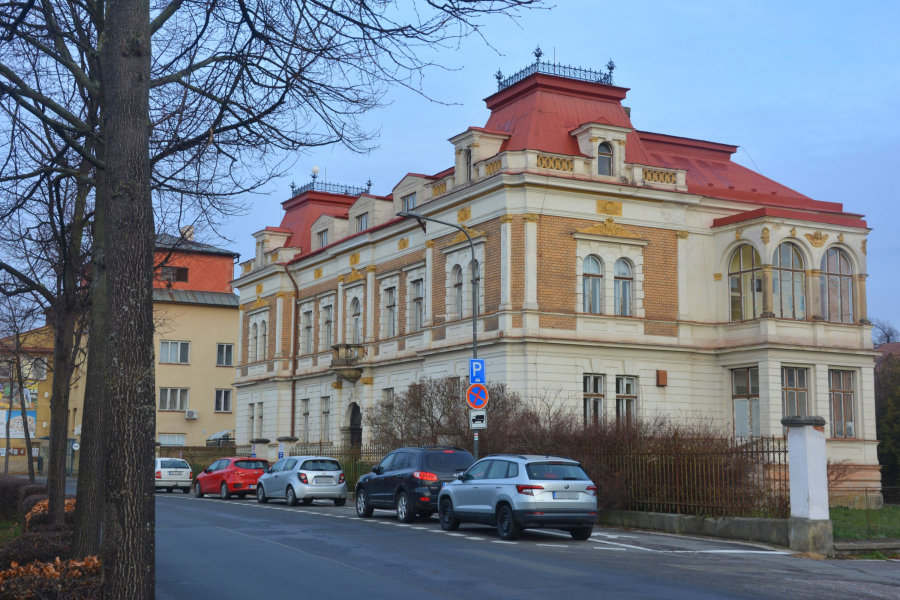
left=233, top=55, right=878, bottom=485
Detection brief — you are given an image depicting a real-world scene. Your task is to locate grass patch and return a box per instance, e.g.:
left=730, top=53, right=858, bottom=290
left=831, top=504, right=900, bottom=541
left=0, top=519, right=22, bottom=547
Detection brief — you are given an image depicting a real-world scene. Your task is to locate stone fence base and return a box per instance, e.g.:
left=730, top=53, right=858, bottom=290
left=598, top=509, right=791, bottom=547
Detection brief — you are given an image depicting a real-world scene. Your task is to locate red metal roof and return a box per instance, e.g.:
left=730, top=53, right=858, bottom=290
left=712, top=207, right=867, bottom=230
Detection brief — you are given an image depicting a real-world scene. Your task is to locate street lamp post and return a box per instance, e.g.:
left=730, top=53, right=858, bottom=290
left=398, top=211, right=480, bottom=459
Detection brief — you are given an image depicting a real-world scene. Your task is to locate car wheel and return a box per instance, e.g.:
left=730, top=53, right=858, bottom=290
left=194, top=482, right=204, bottom=498
left=356, top=488, right=374, bottom=518
left=396, top=491, right=415, bottom=523
left=334, top=498, right=346, bottom=507
left=440, top=499, right=460, bottom=531
left=182, top=487, right=191, bottom=494
left=286, top=486, right=298, bottom=506
left=256, top=484, right=268, bottom=504
left=569, top=526, right=593, bottom=541
left=220, top=482, right=232, bottom=500
left=496, top=505, right=521, bottom=541
left=302, top=498, right=314, bottom=505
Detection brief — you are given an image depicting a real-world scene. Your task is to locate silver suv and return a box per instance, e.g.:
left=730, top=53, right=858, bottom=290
left=437, top=455, right=597, bottom=540
left=256, top=456, right=348, bottom=506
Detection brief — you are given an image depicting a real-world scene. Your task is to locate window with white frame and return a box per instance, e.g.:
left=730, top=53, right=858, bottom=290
left=453, top=266, right=464, bottom=320
left=614, top=259, right=633, bottom=316
left=322, top=304, right=333, bottom=350
left=250, top=323, right=258, bottom=362
left=258, top=321, right=267, bottom=361
left=385, top=287, right=397, bottom=337
left=322, top=397, right=331, bottom=442
left=317, top=230, right=329, bottom=249
left=583, top=255, right=603, bottom=314
left=158, top=434, right=185, bottom=446
left=303, top=311, right=313, bottom=353
left=216, top=343, right=233, bottom=366
left=411, top=279, right=424, bottom=332
left=301, top=399, right=310, bottom=443
left=470, top=259, right=481, bottom=316
left=159, top=388, right=189, bottom=411
left=402, top=193, right=416, bottom=212
left=615, top=376, right=636, bottom=425
left=821, top=248, right=854, bottom=324
left=829, top=370, right=855, bottom=438
left=597, top=142, right=613, bottom=176
left=732, top=367, right=760, bottom=438
left=356, top=213, right=368, bottom=233
left=583, top=374, right=604, bottom=425
left=255, top=402, right=264, bottom=439
left=781, top=367, right=809, bottom=419
left=215, top=389, right=232, bottom=412
left=773, top=242, right=806, bottom=320
left=160, top=340, right=190, bottom=364
left=350, top=298, right=362, bottom=344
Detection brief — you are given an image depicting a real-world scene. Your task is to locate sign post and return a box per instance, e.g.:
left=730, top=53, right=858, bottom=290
left=466, top=383, right=489, bottom=459
left=278, top=443, right=284, bottom=460
left=251, top=444, right=256, bottom=458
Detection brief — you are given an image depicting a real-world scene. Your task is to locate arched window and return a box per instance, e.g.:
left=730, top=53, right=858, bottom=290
left=614, top=259, right=633, bottom=316
left=259, top=320, right=267, bottom=361
left=351, top=299, right=362, bottom=344
left=471, top=259, right=481, bottom=317
left=453, top=266, right=464, bottom=320
left=250, top=323, right=258, bottom=362
left=598, top=142, right=613, bottom=176
left=729, top=245, right=763, bottom=321
left=582, top=256, right=603, bottom=314
left=773, top=242, right=806, bottom=320
left=821, top=248, right=853, bottom=323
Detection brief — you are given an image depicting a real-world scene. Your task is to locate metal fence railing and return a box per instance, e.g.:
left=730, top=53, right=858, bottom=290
left=289, top=441, right=427, bottom=490
left=829, top=487, right=900, bottom=541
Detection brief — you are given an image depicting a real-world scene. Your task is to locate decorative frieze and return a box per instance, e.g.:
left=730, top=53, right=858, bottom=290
left=314, top=268, right=323, bottom=279
left=576, top=217, right=639, bottom=239
left=804, top=231, right=828, bottom=247
left=675, top=230, right=689, bottom=239
left=536, top=155, right=574, bottom=172
left=432, top=181, right=447, bottom=197
left=349, top=253, right=360, bottom=266
left=761, top=227, right=770, bottom=244
left=457, top=207, right=471, bottom=222
left=485, top=159, right=502, bottom=176
left=398, top=237, right=409, bottom=250
left=596, top=199, right=623, bottom=216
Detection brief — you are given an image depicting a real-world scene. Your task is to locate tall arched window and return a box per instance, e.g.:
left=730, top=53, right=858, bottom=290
left=351, top=299, right=362, bottom=343
left=614, top=259, right=633, bottom=316
left=729, top=245, right=763, bottom=321
left=250, top=323, right=258, bottom=362
left=773, top=242, right=806, bottom=320
left=453, top=266, right=464, bottom=320
left=471, top=259, right=481, bottom=317
left=583, top=255, right=603, bottom=314
left=598, top=142, right=613, bottom=176
left=821, top=248, right=853, bottom=323
left=259, top=320, right=267, bottom=361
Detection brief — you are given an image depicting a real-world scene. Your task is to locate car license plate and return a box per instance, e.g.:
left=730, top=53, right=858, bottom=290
left=441, top=481, right=448, bottom=488
left=248, top=485, right=256, bottom=490
left=553, top=492, right=578, bottom=500
left=168, top=471, right=180, bottom=476
left=315, top=477, right=333, bottom=484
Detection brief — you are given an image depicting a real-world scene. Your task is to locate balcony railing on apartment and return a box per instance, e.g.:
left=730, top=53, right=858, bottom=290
left=330, top=343, right=365, bottom=382
left=495, top=46, right=615, bottom=91
left=292, top=179, right=371, bottom=197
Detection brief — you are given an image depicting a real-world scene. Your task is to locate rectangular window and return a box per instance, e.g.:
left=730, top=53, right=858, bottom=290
left=356, top=213, right=368, bottom=233
left=583, top=374, right=604, bottom=426
left=615, top=376, right=637, bottom=426
left=781, top=367, right=809, bottom=419
left=160, top=340, right=190, bottom=364
left=215, top=389, right=232, bottom=412
left=412, top=279, right=424, bottom=332
left=159, top=388, right=189, bottom=411
left=161, top=266, right=189, bottom=283
left=301, top=399, right=310, bottom=443
left=256, top=402, right=264, bottom=439
left=402, top=193, right=416, bottom=212
left=322, top=397, right=331, bottom=443
left=317, top=230, right=328, bottom=249
left=158, top=434, right=186, bottom=446
left=216, top=343, right=233, bottom=367
left=323, top=306, right=333, bottom=348
left=732, top=367, right=761, bottom=438
left=385, top=288, right=397, bottom=337
left=26, top=358, right=47, bottom=381
left=248, top=404, right=255, bottom=439
left=829, top=370, right=855, bottom=438
left=303, top=311, right=313, bottom=354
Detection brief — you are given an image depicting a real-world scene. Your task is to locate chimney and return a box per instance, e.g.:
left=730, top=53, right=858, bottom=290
left=180, top=225, right=195, bottom=242
left=623, top=106, right=632, bottom=118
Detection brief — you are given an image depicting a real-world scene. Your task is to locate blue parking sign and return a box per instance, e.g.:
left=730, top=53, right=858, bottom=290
left=469, top=358, right=485, bottom=384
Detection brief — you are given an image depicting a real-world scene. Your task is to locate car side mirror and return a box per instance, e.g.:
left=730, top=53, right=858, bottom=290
left=205, top=468, right=212, bottom=474
left=453, top=472, right=463, bottom=480
left=371, top=465, right=380, bottom=474
left=268, top=467, right=275, bottom=473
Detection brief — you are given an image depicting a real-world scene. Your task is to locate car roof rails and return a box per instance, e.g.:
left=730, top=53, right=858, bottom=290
left=543, top=455, right=575, bottom=461
left=419, top=445, right=467, bottom=452
left=486, top=453, right=528, bottom=460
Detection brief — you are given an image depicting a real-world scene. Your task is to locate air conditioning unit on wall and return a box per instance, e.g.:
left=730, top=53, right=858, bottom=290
left=185, top=410, right=199, bottom=420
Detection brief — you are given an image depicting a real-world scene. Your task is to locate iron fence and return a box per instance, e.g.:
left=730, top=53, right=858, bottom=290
left=496, top=59, right=615, bottom=91
left=829, top=487, right=900, bottom=541
left=288, top=440, right=427, bottom=490
left=294, top=180, right=370, bottom=196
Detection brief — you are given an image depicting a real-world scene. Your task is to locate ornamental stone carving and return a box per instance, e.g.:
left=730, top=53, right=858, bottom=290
left=349, top=253, right=360, bottom=266
left=675, top=230, right=689, bottom=239
left=838, top=233, right=845, bottom=244
left=314, top=268, right=323, bottom=279
left=359, top=377, right=374, bottom=385
left=862, top=239, right=867, bottom=254
left=790, top=227, right=797, bottom=238
left=713, top=273, right=723, bottom=281
left=346, top=268, right=364, bottom=283
left=596, top=199, right=623, bottom=216
left=366, top=265, right=377, bottom=273
left=735, top=229, right=743, bottom=240
left=499, top=214, right=514, bottom=224
left=255, top=284, right=263, bottom=294
left=398, top=237, right=409, bottom=250
left=804, top=231, right=829, bottom=247
left=457, top=207, right=471, bottom=222
left=576, top=217, right=640, bottom=239
left=523, top=213, right=540, bottom=223
left=450, top=224, right=486, bottom=244
left=761, top=227, right=770, bottom=244
left=425, top=240, right=434, bottom=248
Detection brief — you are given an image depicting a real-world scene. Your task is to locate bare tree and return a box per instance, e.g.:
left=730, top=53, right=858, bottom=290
left=873, top=318, right=899, bottom=347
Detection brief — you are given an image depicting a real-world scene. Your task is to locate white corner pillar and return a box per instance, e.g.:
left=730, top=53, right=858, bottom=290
left=275, top=292, right=285, bottom=357
left=365, top=266, right=376, bottom=343
left=499, top=215, right=513, bottom=328
left=423, top=241, right=434, bottom=344
left=676, top=231, right=689, bottom=321
left=523, top=213, right=539, bottom=329
left=337, top=277, right=345, bottom=344
left=237, top=304, right=244, bottom=367
left=783, top=416, right=834, bottom=556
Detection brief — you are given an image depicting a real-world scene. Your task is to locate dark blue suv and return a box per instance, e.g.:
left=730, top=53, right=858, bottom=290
left=355, top=446, right=475, bottom=522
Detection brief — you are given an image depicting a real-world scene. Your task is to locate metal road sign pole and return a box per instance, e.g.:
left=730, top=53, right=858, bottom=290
left=398, top=211, right=479, bottom=458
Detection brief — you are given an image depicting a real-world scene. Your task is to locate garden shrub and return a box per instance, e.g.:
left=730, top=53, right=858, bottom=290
left=25, top=511, right=74, bottom=532
left=0, top=556, right=100, bottom=600
left=0, top=479, right=34, bottom=521
left=19, top=495, right=46, bottom=518
left=0, top=530, right=70, bottom=570
left=25, top=498, right=75, bottom=530
left=15, top=485, right=44, bottom=513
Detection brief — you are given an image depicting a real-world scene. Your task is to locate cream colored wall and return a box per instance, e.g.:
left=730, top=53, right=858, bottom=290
left=155, top=302, right=238, bottom=446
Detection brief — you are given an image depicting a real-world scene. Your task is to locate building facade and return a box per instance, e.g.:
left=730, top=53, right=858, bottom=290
left=232, top=64, right=878, bottom=484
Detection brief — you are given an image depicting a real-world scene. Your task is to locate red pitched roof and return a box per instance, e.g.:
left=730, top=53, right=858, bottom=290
left=712, top=207, right=867, bottom=229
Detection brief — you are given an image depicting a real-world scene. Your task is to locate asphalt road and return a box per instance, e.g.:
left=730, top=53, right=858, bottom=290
left=156, top=492, right=900, bottom=600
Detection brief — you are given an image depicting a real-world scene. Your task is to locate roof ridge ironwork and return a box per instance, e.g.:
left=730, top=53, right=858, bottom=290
left=494, top=45, right=615, bottom=91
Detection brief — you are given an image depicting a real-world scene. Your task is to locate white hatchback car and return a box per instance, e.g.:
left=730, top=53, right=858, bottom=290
left=155, top=457, right=193, bottom=493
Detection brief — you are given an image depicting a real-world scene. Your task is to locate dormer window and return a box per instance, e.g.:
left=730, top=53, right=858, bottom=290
left=402, top=193, right=417, bottom=212
left=598, top=142, right=613, bottom=176
left=465, top=149, right=473, bottom=183
left=317, top=230, right=328, bottom=248
left=356, top=213, right=368, bottom=233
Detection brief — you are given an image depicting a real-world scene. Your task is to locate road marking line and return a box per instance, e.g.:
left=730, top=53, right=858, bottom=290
left=446, top=533, right=465, bottom=537
left=594, top=547, right=627, bottom=551
left=537, top=544, right=569, bottom=548
left=428, top=530, right=447, bottom=533
left=465, top=537, right=485, bottom=540
left=592, top=540, right=789, bottom=555
left=593, top=533, right=637, bottom=539
left=395, top=524, right=411, bottom=527
left=492, top=541, right=517, bottom=545
left=412, top=527, right=428, bottom=530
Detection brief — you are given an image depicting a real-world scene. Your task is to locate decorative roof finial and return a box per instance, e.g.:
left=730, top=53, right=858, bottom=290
left=606, top=59, right=616, bottom=76
left=533, top=45, right=543, bottom=62
left=366, top=179, right=372, bottom=193
left=494, top=69, right=504, bottom=90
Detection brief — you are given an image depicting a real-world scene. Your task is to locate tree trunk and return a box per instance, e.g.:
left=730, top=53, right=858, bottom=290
left=3, top=375, right=10, bottom=475
left=98, top=0, right=155, bottom=594
left=15, top=358, right=35, bottom=483
left=47, top=302, right=76, bottom=525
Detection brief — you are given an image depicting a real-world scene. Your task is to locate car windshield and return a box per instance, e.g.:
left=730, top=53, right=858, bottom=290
left=424, top=451, right=475, bottom=473
left=234, top=460, right=268, bottom=470
left=300, top=459, right=341, bottom=471
left=160, top=460, right=189, bottom=469
left=526, top=462, right=589, bottom=480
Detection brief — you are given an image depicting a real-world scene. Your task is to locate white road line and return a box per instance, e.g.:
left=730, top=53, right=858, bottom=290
left=592, top=540, right=789, bottom=555
left=593, top=533, right=637, bottom=539
left=411, top=527, right=428, bottom=530
left=465, top=537, right=485, bottom=540
left=446, top=533, right=465, bottom=537
left=537, top=544, right=569, bottom=548
left=492, top=541, right=517, bottom=545
left=395, top=524, right=411, bottom=527
left=428, top=530, right=447, bottom=533
left=594, top=547, right=627, bottom=551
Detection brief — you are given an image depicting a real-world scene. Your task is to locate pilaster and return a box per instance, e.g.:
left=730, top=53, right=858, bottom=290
left=854, top=273, right=869, bottom=324
left=676, top=231, right=689, bottom=320
left=808, top=269, right=824, bottom=320
left=275, top=292, right=284, bottom=357
left=337, top=277, right=345, bottom=344
left=758, top=360, right=782, bottom=436
left=523, top=213, right=539, bottom=329
left=424, top=242, right=434, bottom=344
left=760, top=265, right=775, bottom=318
left=237, top=305, right=244, bottom=366
left=365, top=266, right=376, bottom=343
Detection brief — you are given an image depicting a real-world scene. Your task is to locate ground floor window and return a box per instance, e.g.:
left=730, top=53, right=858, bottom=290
left=615, top=376, right=636, bottom=426
left=301, top=399, right=310, bottom=443
left=732, top=367, right=760, bottom=438
left=322, top=397, right=331, bottom=442
left=158, top=433, right=185, bottom=446
left=583, top=374, right=604, bottom=425
left=781, top=367, right=809, bottom=418
left=829, top=369, right=855, bottom=438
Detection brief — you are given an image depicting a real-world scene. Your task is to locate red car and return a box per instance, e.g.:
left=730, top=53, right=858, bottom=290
left=194, top=457, right=269, bottom=499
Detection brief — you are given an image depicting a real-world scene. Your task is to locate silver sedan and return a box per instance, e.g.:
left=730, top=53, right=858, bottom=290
left=256, top=455, right=348, bottom=506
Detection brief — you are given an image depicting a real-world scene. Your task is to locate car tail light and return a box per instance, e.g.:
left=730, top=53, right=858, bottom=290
left=189, top=472, right=193, bottom=479
left=586, top=485, right=597, bottom=497
left=236, top=471, right=245, bottom=476
left=420, top=497, right=430, bottom=502
left=413, top=471, right=439, bottom=482
left=516, top=485, right=543, bottom=496
left=155, top=471, right=161, bottom=479
left=443, top=450, right=454, bottom=453
left=299, top=473, right=308, bottom=484
left=339, top=473, right=345, bottom=484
